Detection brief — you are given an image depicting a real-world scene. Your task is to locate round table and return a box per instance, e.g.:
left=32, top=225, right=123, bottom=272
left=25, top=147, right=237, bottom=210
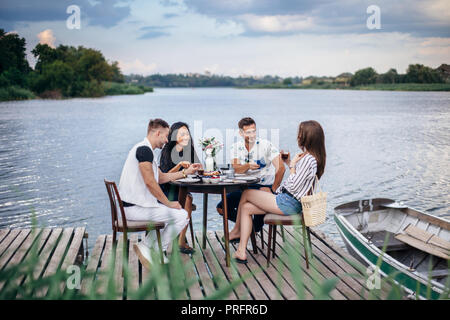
left=171, top=177, right=260, bottom=267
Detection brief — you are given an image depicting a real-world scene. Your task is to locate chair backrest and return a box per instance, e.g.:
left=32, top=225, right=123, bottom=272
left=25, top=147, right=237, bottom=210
left=104, top=179, right=128, bottom=230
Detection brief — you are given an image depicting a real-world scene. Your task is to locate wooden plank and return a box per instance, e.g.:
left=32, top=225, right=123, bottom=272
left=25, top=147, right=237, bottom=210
left=395, top=234, right=449, bottom=260
left=190, top=235, right=216, bottom=298
left=311, top=228, right=392, bottom=299
left=0, top=229, right=21, bottom=258
left=126, top=234, right=139, bottom=297
left=14, top=228, right=52, bottom=289
left=206, top=231, right=251, bottom=300
left=258, top=228, right=316, bottom=300
left=429, top=235, right=450, bottom=251
left=114, top=236, right=125, bottom=300
left=58, top=227, right=86, bottom=294
left=80, top=234, right=106, bottom=295
left=404, top=224, right=434, bottom=243
left=234, top=229, right=307, bottom=300
left=284, top=226, right=370, bottom=300
left=0, top=229, right=41, bottom=291
left=195, top=232, right=238, bottom=300
left=23, top=228, right=63, bottom=287
left=96, top=234, right=114, bottom=296
left=180, top=251, right=204, bottom=300
left=254, top=228, right=313, bottom=300
left=37, top=227, right=74, bottom=297
left=0, top=229, right=10, bottom=245
left=215, top=231, right=269, bottom=300
left=0, top=229, right=31, bottom=270
left=265, top=227, right=347, bottom=300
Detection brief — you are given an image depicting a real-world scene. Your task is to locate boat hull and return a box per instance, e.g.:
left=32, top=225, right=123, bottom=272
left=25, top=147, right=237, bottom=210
left=334, top=204, right=447, bottom=300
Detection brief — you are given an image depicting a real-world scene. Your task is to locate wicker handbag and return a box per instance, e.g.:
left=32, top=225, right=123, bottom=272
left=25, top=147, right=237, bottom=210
left=301, top=175, right=327, bottom=227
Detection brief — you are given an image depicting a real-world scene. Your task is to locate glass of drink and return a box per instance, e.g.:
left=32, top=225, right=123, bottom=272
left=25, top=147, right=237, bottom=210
left=281, top=150, right=289, bottom=160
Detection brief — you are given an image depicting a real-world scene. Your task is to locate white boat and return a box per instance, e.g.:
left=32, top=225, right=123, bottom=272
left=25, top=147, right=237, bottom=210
left=334, top=198, right=449, bottom=299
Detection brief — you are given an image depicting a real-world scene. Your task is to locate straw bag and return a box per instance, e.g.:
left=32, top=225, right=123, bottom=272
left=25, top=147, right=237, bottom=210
left=300, top=175, right=327, bottom=227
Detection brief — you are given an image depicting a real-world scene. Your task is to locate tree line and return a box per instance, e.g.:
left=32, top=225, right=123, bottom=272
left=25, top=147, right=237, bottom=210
left=0, top=29, right=152, bottom=101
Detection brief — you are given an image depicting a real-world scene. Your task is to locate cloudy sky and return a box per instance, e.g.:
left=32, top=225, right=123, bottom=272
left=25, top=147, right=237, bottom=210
left=1, top=0, right=449, bottom=77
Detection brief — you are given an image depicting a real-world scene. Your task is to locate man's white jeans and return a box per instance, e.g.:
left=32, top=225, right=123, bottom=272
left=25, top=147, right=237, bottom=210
left=124, top=203, right=189, bottom=251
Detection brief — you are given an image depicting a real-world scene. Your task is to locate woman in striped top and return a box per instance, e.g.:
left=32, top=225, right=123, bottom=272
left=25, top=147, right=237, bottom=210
left=230, top=120, right=326, bottom=264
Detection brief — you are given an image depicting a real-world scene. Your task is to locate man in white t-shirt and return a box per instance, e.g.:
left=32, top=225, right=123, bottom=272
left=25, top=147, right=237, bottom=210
left=216, top=117, right=285, bottom=236
left=118, top=118, right=199, bottom=269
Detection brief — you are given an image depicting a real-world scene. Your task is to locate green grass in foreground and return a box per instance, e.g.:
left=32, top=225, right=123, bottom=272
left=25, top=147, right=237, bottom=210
left=241, top=83, right=450, bottom=91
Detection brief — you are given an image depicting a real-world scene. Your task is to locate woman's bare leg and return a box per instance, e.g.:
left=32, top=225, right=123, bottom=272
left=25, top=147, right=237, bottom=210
left=234, top=190, right=284, bottom=260
left=178, top=194, right=193, bottom=248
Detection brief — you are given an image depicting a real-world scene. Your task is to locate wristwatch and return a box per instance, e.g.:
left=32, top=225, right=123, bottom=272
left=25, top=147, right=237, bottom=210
left=182, top=169, right=187, bottom=178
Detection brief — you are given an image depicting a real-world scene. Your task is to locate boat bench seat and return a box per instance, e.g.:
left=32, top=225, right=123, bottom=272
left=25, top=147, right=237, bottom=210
left=395, top=224, right=450, bottom=260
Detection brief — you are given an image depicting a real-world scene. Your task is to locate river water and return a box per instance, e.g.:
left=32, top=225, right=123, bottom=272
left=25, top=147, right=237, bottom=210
left=0, top=88, right=449, bottom=249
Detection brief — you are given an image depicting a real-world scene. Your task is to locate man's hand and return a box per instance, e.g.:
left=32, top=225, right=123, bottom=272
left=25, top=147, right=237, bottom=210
left=168, top=201, right=182, bottom=209
left=249, top=162, right=260, bottom=170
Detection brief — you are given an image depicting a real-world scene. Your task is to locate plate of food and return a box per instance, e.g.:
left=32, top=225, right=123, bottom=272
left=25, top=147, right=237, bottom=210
left=202, top=170, right=221, bottom=177
left=177, top=177, right=200, bottom=183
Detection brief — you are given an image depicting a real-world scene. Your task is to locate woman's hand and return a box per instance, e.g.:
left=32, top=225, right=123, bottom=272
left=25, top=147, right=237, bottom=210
left=192, top=163, right=203, bottom=170
left=289, top=152, right=306, bottom=168
left=185, top=164, right=198, bottom=175
left=179, top=161, right=191, bottom=168
left=280, top=150, right=290, bottom=166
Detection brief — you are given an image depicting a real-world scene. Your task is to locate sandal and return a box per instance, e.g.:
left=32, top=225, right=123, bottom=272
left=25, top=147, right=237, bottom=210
left=232, top=254, right=248, bottom=264
left=221, top=235, right=240, bottom=244
left=179, top=245, right=195, bottom=255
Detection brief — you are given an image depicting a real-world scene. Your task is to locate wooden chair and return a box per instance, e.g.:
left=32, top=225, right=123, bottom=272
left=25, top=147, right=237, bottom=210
left=264, top=213, right=313, bottom=269
left=104, top=179, right=166, bottom=263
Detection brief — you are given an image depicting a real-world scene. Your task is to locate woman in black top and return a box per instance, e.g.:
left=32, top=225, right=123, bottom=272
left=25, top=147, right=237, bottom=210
left=160, top=122, right=202, bottom=254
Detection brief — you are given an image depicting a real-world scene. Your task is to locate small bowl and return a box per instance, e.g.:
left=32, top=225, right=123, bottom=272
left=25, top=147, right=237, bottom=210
left=203, top=177, right=211, bottom=183
left=210, top=177, right=220, bottom=184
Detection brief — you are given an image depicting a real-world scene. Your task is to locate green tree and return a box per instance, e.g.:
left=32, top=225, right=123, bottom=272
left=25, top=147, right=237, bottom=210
left=30, top=60, right=74, bottom=96
left=283, top=78, right=293, bottom=86
left=406, top=64, right=443, bottom=83
left=31, top=43, right=57, bottom=73
left=378, top=68, right=399, bottom=84
left=0, top=29, right=30, bottom=85
left=350, top=67, right=378, bottom=86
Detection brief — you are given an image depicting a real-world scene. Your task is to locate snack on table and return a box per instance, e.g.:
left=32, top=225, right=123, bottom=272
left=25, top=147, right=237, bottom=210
left=203, top=170, right=220, bottom=177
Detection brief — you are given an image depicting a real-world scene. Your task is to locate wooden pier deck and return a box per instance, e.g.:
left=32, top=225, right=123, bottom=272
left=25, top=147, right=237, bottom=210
left=0, top=225, right=396, bottom=299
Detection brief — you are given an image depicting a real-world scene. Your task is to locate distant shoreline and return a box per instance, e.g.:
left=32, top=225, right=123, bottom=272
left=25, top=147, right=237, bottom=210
left=239, top=83, right=450, bottom=92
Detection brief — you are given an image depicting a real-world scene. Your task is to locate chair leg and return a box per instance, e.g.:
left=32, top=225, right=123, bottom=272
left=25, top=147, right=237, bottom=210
left=302, top=222, right=309, bottom=269
left=307, top=226, right=313, bottom=259
left=267, top=225, right=272, bottom=267
left=113, top=230, right=117, bottom=246
left=260, top=229, right=264, bottom=249
left=250, top=228, right=258, bottom=254
left=156, top=229, right=164, bottom=264
left=272, top=225, right=277, bottom=258
left=189, top=218, right=195, bottom=249
left=281, top=225, right=285, bottom=242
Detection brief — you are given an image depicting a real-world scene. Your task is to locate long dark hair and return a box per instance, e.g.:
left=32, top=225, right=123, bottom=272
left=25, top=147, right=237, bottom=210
left=160, top=122, right=197, bottom=173
left=297, top=120, right=326, bottom=179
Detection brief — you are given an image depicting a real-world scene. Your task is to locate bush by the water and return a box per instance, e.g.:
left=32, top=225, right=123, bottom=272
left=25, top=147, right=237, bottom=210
left=0, top=86, right=35, bottom=101
left=103, top=81, right=153, bottom=95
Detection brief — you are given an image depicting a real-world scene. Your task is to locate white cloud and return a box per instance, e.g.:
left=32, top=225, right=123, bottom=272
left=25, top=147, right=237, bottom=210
left=37, top=29, right=56, bottom=48
left=118, top=59, right=158, bottom=75
left=238, top=14, right=314, bottom=33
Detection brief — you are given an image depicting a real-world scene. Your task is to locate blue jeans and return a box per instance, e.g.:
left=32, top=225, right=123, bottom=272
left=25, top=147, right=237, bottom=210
left=216, top=184, right=272, bottom=233
left=276, top=193, right=303, bottom=215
